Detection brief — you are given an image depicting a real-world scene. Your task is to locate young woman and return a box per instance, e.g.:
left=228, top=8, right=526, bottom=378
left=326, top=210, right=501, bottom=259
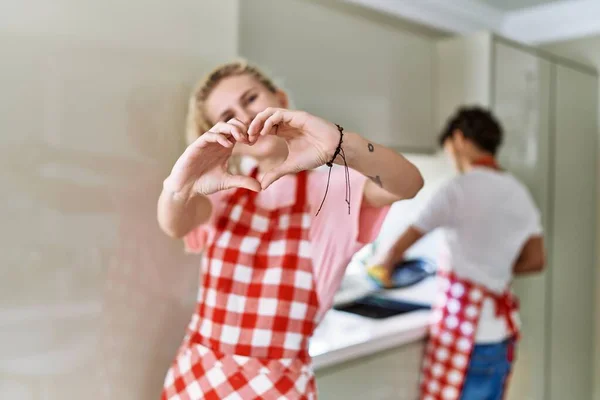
left=370, top=107, right=545, bottom=400
left=157, top=61, right=424, bottom=399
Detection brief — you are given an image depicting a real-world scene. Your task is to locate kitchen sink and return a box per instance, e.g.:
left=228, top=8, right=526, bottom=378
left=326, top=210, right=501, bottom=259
left=333, top=294, right=431, bottom=320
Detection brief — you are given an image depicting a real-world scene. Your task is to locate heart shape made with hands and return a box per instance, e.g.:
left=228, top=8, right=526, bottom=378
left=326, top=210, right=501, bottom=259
left=165, top=109, right=340, bottom=198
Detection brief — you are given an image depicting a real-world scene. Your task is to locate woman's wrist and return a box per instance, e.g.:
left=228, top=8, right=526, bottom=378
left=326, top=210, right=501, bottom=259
left=163, top=176, right=195, bottom=203
left=333, top=130, right=363, bottom=168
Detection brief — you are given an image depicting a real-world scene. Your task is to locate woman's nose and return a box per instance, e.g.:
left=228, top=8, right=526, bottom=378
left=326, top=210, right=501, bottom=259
left=237, top=109, right=253, bottom=126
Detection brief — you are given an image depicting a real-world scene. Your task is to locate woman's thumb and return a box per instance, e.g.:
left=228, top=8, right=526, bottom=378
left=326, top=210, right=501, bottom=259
left=223, top=175, right=262, bottom=192
left=260, top=161, right=296, bottom=190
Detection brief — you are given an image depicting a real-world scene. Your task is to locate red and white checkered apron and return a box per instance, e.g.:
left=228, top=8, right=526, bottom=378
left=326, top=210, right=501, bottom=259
left=419, top=269, right=520, bottom=400
left=162, top=170, right=320, bottom=400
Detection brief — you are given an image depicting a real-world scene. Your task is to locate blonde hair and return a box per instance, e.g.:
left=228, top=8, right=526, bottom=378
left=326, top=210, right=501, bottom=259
left=185, top=60, right=278, bottom=145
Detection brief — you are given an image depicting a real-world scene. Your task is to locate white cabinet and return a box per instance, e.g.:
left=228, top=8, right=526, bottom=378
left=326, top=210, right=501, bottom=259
left=239, top=0, right=438, bottom=152
left=493, top=42, right=552, bottom=400
left=435, top=33, right=494, bottom=127
left=436, top=32, right=598, bottom=400
left=315, top=340, right=425, bottom=400
left=548, top=64, right=598, bottom=400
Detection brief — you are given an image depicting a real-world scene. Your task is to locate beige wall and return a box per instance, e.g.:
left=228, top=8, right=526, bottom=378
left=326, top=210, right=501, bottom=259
left=0, top=0, right=238, bottom=56
left=542, top=36, right=600, bottom=400
left=0, top=1, right=238, bottom=399
left=239, top=0, right=445, bottom=153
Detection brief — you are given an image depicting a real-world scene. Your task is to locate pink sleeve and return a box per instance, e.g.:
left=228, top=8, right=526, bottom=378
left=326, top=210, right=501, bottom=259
left=183, top=226, right=210, bottom=254
left=308, top=167, right=389, bottom=315
left=357, top=201, right=389, bottom=244
left=182, top=190, right=232, bottom=253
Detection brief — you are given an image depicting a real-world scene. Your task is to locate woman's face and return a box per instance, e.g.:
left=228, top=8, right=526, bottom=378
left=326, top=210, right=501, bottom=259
left=205, top=74, right=288, bottom=159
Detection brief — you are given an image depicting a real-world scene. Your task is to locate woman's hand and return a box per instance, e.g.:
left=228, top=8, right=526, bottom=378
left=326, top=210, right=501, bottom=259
left=248, top=108, right=340, bottom=189
left=164, top=119, right=261, bottom=198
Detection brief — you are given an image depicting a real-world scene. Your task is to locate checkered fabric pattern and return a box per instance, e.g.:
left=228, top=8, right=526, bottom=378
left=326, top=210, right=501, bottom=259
left=161, top=343, right=315, bottom=400
left=419, top=271, right=520, bottom=400
left=162, top=170, right=320, bottom=399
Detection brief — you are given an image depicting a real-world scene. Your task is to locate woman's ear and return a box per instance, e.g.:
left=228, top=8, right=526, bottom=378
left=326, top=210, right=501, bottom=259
left=276, top=90, right=289, bottom=108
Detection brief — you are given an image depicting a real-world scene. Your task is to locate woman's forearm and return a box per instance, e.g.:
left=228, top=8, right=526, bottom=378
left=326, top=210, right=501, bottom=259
left=157, top=182, right=212, bottom=239
left=340, top=132, right=424, bottom=200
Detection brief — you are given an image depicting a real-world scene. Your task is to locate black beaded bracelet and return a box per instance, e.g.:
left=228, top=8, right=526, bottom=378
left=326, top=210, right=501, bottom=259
left=316, top=124, right=351, bottom=216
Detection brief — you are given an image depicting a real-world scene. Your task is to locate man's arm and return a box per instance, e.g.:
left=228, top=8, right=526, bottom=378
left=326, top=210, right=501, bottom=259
left=369, top=179, right=455, bottom=287
left=513, top=236, right=546, bottom=275
left=380, top=227, right=425, bottom=270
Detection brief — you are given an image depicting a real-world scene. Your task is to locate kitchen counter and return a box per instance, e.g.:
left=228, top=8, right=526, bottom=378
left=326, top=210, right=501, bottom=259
left=309, top=276, right=437, bottom=370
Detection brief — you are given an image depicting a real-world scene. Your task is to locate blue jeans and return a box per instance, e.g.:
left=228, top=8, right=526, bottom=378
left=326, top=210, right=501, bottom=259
left=460, top=339, right=515, bottom=400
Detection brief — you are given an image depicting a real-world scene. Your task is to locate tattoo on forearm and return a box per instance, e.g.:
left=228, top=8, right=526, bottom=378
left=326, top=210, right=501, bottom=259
left=368, top=143, right=375, bottom=152
left=368, top=175, right=383, bottom=188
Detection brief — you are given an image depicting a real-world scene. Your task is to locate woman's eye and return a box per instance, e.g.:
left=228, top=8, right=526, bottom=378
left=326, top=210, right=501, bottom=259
left=246, top=94, right=258, bottom=104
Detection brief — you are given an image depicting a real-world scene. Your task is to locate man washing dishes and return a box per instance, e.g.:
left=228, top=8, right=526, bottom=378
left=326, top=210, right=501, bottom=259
left=369, top=107, right=545, bottom=400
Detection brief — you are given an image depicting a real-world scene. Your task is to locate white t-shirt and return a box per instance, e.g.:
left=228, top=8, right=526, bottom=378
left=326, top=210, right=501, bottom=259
left=412, top=167, right=543, bottom=343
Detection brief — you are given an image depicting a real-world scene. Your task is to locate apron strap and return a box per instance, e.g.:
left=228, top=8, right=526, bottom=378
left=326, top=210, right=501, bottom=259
left=293, top=170, right=309, bottom=210
left=472, top=155, right=502, bottom=171
left=492, top=291, right=520, bottom=338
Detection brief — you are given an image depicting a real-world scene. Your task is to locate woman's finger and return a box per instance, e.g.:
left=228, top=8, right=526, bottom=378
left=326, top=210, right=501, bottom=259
left=195, top=121, right=251, bottom=149
left=213, top=121, right=245, bottom=144
left=223, top=174, right=262, bottom=192
left=248, top=107, right=278, bottom=136
left=260, top=110, right=284, bottom=137
left=198, top=132, right=234, bottom=149
left=226, top=118, right=250, bottom=144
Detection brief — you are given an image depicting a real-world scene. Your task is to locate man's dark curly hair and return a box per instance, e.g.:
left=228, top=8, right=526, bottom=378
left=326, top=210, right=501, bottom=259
left=439, top=106, right=503, bottom=155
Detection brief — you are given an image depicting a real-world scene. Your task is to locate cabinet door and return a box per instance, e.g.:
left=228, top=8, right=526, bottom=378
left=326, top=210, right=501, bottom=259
left=548, top=64, right=597, bottom=400
left=492, top=41, right=552, bottom=400
left=435, top=32, right=493, bottom=131
left=239, top=0, right=436, bottom=152
left=315, top=340, right=425, bottom=400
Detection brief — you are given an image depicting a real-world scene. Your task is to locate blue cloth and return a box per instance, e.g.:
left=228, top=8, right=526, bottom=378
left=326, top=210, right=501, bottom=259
left=460, top=339, right=515, bottom=400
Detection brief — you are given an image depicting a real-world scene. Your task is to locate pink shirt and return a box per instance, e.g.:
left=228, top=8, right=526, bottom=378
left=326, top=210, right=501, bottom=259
left=184, top=166, right=389, bottom=317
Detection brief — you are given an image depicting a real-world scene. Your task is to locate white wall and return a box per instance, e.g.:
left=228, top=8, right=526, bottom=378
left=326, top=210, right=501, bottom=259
left=0, top=1, right=238, bottom=399
left=542, top=36, right=600, bottom=400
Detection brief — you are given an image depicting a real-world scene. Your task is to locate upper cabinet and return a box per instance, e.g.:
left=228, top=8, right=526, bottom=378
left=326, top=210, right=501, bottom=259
left=239, top=0, right=439, bottom=153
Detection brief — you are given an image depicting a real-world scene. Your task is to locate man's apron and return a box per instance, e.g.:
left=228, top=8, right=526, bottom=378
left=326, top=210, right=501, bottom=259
left=419, top=157, right=519, bottom=400
left=419, top=269, right=519, bottom=400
